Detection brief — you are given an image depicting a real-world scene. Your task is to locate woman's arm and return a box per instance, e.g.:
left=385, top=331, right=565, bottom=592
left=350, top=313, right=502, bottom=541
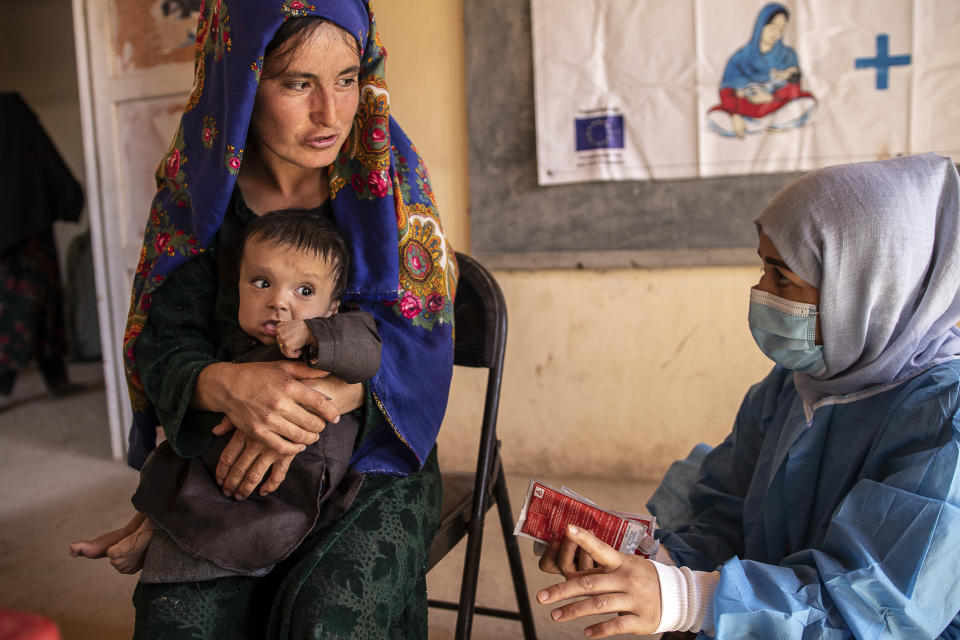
left=135, top=249, right=224, bottom=456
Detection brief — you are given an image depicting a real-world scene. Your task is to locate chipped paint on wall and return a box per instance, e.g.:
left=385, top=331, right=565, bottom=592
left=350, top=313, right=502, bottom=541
left=112, top=0, right=200, bottom=71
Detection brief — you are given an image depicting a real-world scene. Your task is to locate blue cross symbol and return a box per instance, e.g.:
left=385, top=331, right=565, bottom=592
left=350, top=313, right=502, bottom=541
left=855, top=34, right=911, bottom=90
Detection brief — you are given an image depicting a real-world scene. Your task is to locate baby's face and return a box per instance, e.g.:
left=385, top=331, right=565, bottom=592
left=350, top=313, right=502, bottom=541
left=237, top=235, right=340, bottom=344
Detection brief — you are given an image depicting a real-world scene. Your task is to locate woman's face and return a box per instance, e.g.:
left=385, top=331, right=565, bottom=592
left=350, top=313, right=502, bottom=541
left=759, top=13, right=787, bottom=53
left=756, top=231, right=819, bottom=304
left=756, top=230, right=822, bottom=343
left=250, top=24, right=360, bottom=173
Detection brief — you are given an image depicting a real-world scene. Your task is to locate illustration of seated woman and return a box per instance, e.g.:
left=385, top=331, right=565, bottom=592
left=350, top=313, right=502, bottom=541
left=707, top=3, right=817, bottom=139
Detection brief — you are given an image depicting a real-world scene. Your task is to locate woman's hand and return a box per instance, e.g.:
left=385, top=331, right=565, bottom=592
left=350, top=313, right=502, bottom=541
left=536, top=525, right=662, bottom=638
left=194, top=360, right=341, bottom=456
left=203, top=364, right=363, bottom=499
left=213, top=425, right=295, bottom=499
left=300, top=374, right=364, bottom=415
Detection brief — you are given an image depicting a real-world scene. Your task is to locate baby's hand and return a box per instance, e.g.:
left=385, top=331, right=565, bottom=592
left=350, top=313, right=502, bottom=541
left=275, top=320, right=315, bottom=359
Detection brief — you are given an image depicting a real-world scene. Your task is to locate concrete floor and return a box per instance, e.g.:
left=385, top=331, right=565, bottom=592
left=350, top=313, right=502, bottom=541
left=0, top=362, right=660, bottom=639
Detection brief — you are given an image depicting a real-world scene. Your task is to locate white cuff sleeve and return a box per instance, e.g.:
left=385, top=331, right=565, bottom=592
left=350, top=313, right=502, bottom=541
left=651, top=561, right=720, bottom=636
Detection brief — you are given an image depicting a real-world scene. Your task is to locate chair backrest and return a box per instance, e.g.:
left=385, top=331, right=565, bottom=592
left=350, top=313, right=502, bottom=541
left=451, top=251, right=507, bottom=496
left=452, top=252, right=507, bottom=372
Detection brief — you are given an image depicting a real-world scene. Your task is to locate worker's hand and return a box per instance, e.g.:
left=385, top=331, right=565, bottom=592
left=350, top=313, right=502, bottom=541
left=539, top=534, right=599, bottom=577
left=536, top=525, right=662, bottom=638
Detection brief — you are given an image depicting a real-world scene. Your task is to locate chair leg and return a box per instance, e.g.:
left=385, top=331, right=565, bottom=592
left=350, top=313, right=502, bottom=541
left=454, top=491, right=489, bottom=639
left=494, top=466, right=538, bottom=640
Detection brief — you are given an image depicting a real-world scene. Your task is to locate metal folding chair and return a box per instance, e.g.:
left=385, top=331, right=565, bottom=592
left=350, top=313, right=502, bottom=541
left=426, top=252, right=537, bottom=640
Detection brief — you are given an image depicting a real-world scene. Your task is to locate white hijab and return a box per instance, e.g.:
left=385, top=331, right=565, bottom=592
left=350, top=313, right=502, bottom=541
left=755, top=153, right=960, bottom=406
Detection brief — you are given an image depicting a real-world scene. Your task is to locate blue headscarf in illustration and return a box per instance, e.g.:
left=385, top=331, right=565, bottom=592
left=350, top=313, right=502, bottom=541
left=707, top=3, right=817, bottom=138
left=124, top=0, right=457, bottom=476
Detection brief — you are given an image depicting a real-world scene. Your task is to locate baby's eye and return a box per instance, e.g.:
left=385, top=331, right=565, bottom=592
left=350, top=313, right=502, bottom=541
left=252, top=278, right=269, bottom=289
left=296, top=285, right=314, bottom=296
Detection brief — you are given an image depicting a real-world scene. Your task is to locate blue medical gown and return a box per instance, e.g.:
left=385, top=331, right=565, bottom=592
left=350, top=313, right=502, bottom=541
left=649, top=362, right=960, bottom=639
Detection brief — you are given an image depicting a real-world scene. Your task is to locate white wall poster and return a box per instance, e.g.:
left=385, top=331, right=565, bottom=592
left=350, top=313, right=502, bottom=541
left=531, top=0, right=960, bottom=185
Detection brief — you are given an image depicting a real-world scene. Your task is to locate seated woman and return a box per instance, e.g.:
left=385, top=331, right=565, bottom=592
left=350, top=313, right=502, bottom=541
left=119, top=2, right=457, bottom=637
left=537, top=153, right=960, bottom=638
left=707, top=3, right=817, bottom=139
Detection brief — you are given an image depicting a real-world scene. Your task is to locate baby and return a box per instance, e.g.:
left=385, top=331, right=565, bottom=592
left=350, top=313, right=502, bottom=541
left=70, top=209, right=380, bottom=580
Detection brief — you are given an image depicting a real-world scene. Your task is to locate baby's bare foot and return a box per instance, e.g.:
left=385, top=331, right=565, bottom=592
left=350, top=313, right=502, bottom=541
left=106, top=516, right=155, bottom=574
left=69, top=512, right=146, bottom=559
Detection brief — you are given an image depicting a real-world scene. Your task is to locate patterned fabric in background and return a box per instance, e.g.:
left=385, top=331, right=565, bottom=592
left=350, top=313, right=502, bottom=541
left=0, top=93, right=84, bottom=254
left=0, top=231, right=70, bottom=391
left=0, top=92, right=84, bottom=394
left=124, top=0, right=458, bottom=472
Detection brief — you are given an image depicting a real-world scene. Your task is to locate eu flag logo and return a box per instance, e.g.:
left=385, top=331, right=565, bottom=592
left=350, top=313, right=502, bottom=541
left=575, top=115, right=625, bottom=151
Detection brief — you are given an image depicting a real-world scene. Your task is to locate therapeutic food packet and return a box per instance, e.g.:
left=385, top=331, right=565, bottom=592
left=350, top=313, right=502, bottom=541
left=513, top=479, right=658, bottom=558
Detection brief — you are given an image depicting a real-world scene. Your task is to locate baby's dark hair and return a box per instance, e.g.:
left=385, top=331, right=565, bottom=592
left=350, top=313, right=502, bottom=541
left=241, top=209, right=349, bottom=301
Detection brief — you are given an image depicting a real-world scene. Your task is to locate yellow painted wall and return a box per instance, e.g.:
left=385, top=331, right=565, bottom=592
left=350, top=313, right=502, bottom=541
left=368, top=2, right=776, bottom=482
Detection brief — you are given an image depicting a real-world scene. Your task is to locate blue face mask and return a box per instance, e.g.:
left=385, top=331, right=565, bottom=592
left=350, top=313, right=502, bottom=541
left=748, top=288, right=826, bottom=375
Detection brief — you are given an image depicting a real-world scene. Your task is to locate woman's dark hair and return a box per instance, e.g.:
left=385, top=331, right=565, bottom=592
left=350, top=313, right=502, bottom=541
left=261, top=17, right=362, bottom=80
left=242, top=209, right=350, bottom=301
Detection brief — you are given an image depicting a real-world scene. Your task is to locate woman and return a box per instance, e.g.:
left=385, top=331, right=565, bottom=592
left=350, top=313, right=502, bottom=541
left=537, top=154, right=960, bottom=638
left=124, top=2, right=457, bottom=637
left=706, top=3, right=816, bottom=139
